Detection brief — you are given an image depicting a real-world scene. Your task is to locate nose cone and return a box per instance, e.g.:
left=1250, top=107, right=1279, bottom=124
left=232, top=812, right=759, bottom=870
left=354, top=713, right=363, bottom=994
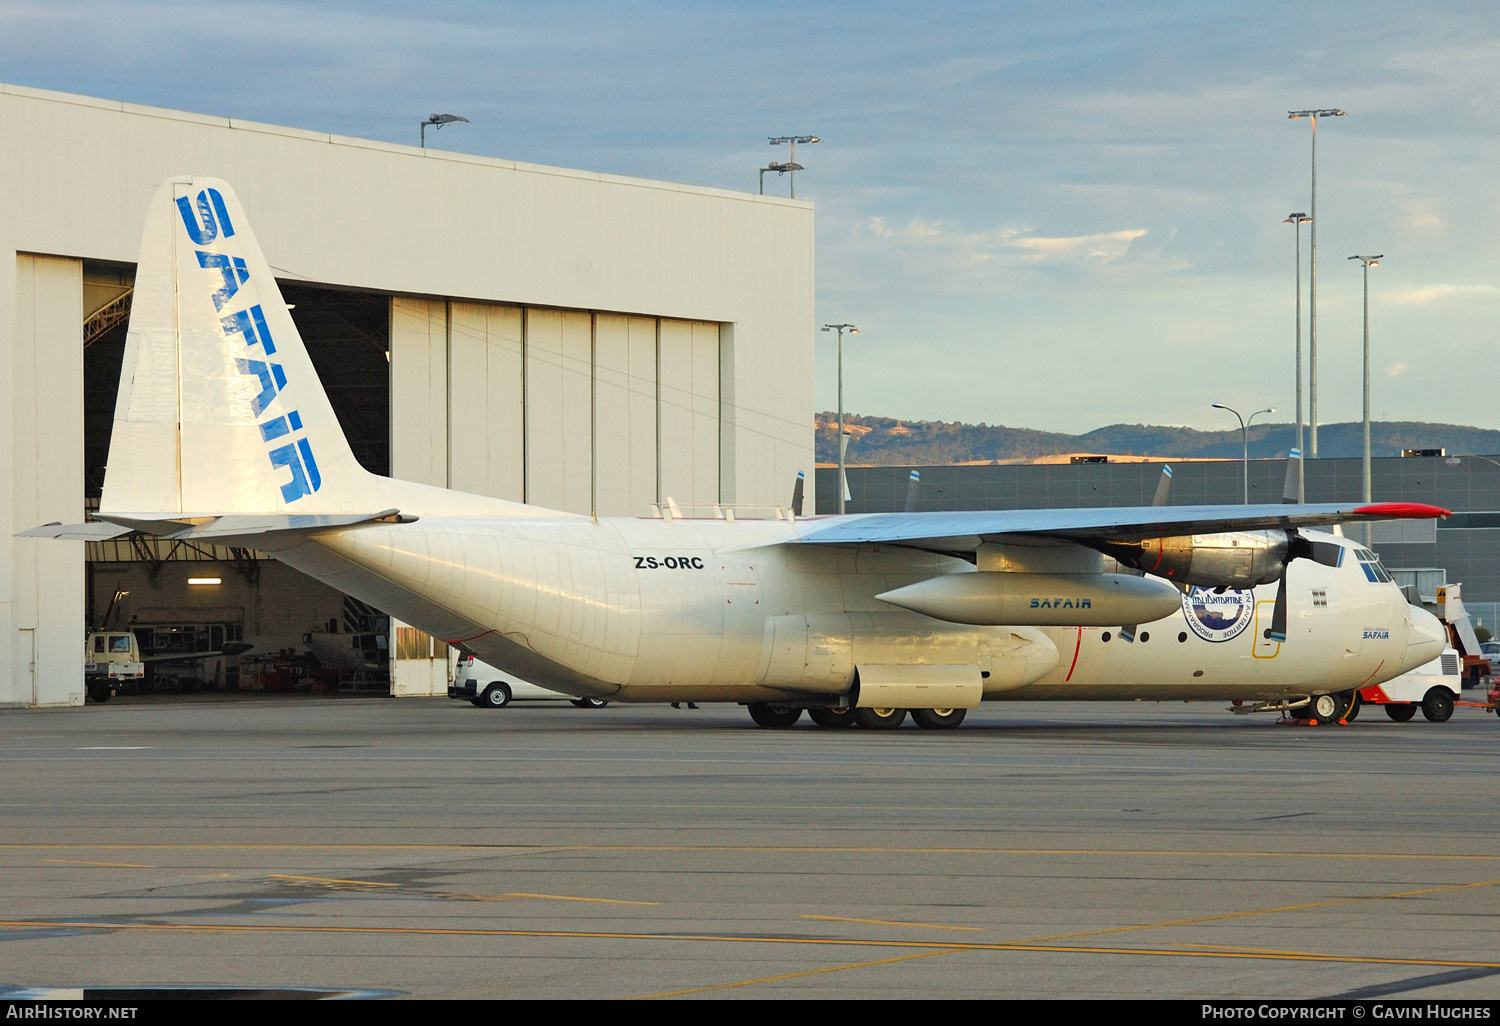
left=1401, top=605, right=1447, bottom=673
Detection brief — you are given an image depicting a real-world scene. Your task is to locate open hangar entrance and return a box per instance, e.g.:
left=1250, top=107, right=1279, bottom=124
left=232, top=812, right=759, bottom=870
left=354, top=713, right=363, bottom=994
left=83, top=270, right=394, bottom=696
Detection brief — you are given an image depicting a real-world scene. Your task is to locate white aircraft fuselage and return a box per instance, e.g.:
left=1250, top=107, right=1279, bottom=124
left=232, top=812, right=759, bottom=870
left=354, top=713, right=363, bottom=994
left=270, top=510, right=1439, bottom=706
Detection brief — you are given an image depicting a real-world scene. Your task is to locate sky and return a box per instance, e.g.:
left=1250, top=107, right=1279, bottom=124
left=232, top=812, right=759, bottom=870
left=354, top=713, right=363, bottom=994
left=3, top=0, right=1498, bottom=433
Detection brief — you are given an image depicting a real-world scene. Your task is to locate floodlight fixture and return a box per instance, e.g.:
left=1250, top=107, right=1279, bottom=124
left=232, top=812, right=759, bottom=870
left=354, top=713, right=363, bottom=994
left=766, top=135, right=821, bottom=197
left=421, top=113, right=470, bottom=148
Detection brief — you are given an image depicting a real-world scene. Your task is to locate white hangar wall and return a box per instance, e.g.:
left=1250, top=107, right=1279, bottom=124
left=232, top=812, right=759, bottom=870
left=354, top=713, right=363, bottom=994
left=0, top=83, right=815, bottom=708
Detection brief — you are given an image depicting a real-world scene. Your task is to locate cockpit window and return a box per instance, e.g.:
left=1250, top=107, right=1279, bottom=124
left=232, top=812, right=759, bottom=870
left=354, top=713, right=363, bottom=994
left=1353, top=547, right=1393, bottom=584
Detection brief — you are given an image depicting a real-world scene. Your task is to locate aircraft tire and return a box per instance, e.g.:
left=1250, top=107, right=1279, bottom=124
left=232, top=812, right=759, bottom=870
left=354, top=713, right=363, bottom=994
left=87, top=684, right=112, bottom=704
left=747, top=702, right=802, bottom=728
left=1307, top=693, right=1342, bottom=723
left=910, top=708, right=966, bottom=730
left=1385, top=703, right=1417, bottom=722
left=482, top=683, right=512, bottom=709
left=1421, top=688, right=1455, bottom=723
left=1342, top=692, right=1362, bottom=722
left=807, top=707, right=855, bottom=728
left=570, top=698, right=609, bottom=709
left=853, top=707, right=907, bottom=730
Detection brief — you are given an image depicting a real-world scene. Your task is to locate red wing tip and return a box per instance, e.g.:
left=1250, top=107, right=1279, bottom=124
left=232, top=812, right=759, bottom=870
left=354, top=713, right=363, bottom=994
left=1352, top=502, right=1451, bottom=518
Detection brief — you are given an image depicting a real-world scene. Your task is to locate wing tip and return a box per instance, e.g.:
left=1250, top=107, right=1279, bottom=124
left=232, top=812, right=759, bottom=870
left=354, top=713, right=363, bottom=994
left=1352, top=502, right=1451, bottom=519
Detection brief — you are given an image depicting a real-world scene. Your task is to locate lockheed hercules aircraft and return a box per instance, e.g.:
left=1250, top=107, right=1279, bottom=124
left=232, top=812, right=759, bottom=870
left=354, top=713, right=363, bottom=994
left=28, top=178, right=1449, bottom=729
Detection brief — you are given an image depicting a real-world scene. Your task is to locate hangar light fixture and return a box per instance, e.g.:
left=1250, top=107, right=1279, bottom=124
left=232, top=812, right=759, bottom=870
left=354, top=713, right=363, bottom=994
left=188, top=577, right=222, bottom=586
left=767, top=135, right=820, bottom=198
left=421, top=113, right=470, bottom=149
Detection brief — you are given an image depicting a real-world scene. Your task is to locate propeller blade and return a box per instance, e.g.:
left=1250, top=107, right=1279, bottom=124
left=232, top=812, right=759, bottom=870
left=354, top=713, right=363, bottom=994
left=904, top=470, right=921, bottom=513
left=790, top=471, right=805, bottom=517
left=1270, top=568, right=1289, bottom=643
left=1151, top=465, right=1173, bottom=507
left=1282, top=448, right=1303, bottom=504
left=1119, top=624, right=1137, bottom=643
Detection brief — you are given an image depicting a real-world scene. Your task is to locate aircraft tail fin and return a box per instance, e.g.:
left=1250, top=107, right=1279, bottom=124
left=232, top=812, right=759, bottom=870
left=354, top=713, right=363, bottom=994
left=101, top=177, right=371, bottom=518
left=1282, top=448, right=1303, bottom=504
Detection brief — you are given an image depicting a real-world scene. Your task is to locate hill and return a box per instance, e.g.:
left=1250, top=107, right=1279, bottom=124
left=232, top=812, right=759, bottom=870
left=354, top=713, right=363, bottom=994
left=814, top=414, right=1500, bottom=466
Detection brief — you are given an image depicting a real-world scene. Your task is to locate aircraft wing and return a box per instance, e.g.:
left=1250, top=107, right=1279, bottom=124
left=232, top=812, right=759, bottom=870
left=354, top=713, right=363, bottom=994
left=790, top=501, right=1448, bottom=550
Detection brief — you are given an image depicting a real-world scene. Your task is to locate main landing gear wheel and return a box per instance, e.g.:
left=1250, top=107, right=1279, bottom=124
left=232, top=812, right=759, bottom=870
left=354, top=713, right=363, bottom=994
left=1306, top=693, right=1342, bottom=723
left=853, top=707, right=907, bottom=730
left=570, top=698, right=609, bottom=709
left=910, top=708, right=967, bottom=730
left=482, top=683, right=512, bottom=708
left=1421, top=687, right=1455, bottom=723
left=1342, top=692, right=1362, bottom=722
left=808, top=706, right=855, bottom=728
left=1385, top=703, right=1417, bottom=722
left=747, top=702, right=802, bottom=728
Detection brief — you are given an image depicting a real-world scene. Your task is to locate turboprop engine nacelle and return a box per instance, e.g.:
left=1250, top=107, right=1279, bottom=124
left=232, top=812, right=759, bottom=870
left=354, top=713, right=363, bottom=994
left=1096, top=530, right=1290, bottom=587
left=875, top=572, right=1184, bottom=627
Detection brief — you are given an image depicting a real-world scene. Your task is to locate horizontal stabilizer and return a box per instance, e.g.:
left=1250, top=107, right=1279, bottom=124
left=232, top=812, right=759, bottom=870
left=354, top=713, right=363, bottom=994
left=17, top=522, right=134, bottom=541
left=96, top=509, right=415, bottom=542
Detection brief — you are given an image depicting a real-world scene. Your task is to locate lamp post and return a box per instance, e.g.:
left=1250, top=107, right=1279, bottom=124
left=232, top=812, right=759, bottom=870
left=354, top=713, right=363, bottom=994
left=768, top=136, right=820, bottom=198
left=1288, top=109, right=1345, bottom=458
left=1283, top=213, right=1311, bottom=502
left=1350, top=254, right=1383, bottom=540
left=1212, top=403, right=1276, bottom=503
left=421, top=113, right=469, bottom=148
left=822, top=323, right=858, bottom=513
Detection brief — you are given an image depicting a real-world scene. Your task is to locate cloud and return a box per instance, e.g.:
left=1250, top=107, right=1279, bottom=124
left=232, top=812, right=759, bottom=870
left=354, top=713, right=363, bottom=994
left=1385, top=284, right=1500, bottom=306
left=1387, top=362, right=1412, bottom=379
left=1003, top=228, right=1147, bottom=264
left=862, top=218, right=1147, bottom=268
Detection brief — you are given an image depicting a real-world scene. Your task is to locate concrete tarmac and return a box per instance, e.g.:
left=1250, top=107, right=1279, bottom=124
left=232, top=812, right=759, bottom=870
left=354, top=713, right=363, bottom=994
left=2, top=695, right=1499, bottom=999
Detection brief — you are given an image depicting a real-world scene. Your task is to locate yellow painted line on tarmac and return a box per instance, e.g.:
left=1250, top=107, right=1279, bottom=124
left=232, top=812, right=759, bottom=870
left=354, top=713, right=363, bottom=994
left=497, top=892, right=656, bottom=906
left=801, top=914, right=981, bottom=932
left=631, top=949, right=965, bottom=999
left=4, top=842, right=1500, bottom=861
left=40, top=859, right=155, bottom=869
left=269, top=874, right=398, bottom=888
left=1015, top=877, right=1500, bottom=947
left=3, top=918, right=1499, bottom=974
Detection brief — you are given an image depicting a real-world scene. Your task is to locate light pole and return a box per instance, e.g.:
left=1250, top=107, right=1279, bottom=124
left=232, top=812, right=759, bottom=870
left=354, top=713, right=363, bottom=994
left=1212, top=403, right=1276, bottom=503
left=1350, top=254, right=1383, bottom=539
left=1283, top=213, right=1311, bottom=502
left=768, top=135, right=819, bottom=198
left=1288, top=109, right=1345, bottom=459
left=822, top=323, right=858, bottom=514
left=421, top=113, right=469, bottom=148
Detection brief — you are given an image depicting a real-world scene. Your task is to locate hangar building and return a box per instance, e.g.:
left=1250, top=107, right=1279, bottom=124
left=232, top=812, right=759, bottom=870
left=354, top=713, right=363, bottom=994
left=1, top=83, right=815, bottom=708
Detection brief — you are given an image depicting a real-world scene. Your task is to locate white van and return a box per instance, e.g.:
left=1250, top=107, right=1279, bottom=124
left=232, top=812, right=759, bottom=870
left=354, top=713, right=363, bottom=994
left=448, top=654, right=609, bottom=710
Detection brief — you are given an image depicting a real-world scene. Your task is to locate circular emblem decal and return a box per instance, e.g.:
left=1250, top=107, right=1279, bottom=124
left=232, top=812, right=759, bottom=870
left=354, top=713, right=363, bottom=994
left=1181, top=586, right=1255, bottom=643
